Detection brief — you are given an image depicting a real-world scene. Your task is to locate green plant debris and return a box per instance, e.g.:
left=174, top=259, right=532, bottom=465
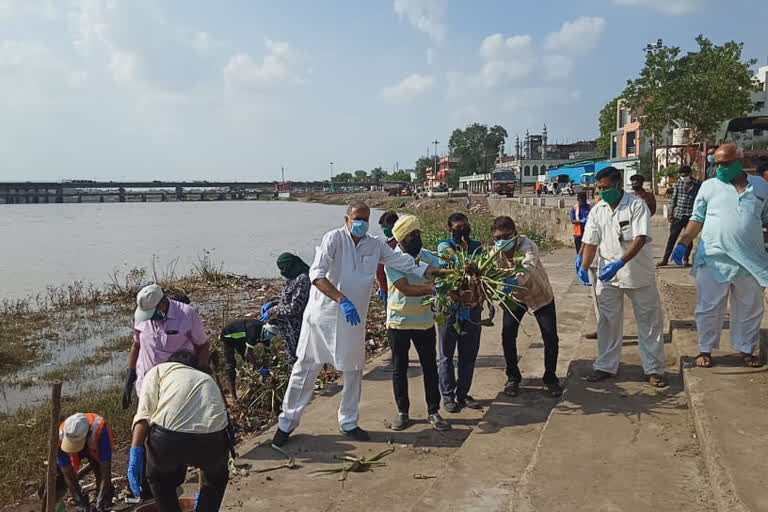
left=311, top=443, right=395, bottom=482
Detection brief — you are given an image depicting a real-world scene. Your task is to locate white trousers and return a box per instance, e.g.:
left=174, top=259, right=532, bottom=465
left=589, top=268, right=600, bottom=326
left=595, top=281, right=666, bottom=375
left=277, top=359, right=363, bottom=433
left=695, top=265, right=765, bottom=354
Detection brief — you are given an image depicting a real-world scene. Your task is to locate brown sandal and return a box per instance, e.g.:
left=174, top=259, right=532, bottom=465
left=741, top=353, right=764, bottom=368
left=695, top=353, right=713, bottom=368
left=586, top=370, right=615, bottom=382
left=647, top=374, right=667, bottom=388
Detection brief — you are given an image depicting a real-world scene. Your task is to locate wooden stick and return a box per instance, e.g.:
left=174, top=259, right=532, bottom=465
left=46, top=382, right=62, bottom=512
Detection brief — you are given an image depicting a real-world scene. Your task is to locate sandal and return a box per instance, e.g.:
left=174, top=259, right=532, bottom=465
left=647, top=374, right=667, bottom=388
left=694, top=353, right=713, bottom=368
left=741, top=353, right=764, bottom=368
left=586, top=370, right=614, bottom=382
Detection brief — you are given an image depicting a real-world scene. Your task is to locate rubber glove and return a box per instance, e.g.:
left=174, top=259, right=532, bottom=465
left=457, top=306, right=471, bottom=322
left=598, top=260, right=625, bottom=282
left=502, top=278, right=519, bottom=294
left=258, top=308, right=271, bottom=323
left=127, top=446, right=144, bottom=497
left=376, top=288, right=387, bottom=302
left=575, top=253, right=583, bottom=273
left=578, top=268, right=592, bottom=286
left=671, top=243, right=687, bottom=266
left=260, top=301, right=276, bottom=316
left=339, top=298, right=360, bottom=326
left=257, top=367, right=270, bottom=377
left=122, top=368, right=137, bottom=409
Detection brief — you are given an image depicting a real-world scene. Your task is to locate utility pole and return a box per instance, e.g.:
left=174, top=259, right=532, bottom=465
left=432, top=139, right=439, bottom=185
left=281, top=166, right=285, bottom=183
left=329, top=161, right=334, bottom=192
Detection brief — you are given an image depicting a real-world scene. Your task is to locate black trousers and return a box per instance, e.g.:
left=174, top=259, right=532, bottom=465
left=146, top=426, right=230, bottom=512
left=573, top=236, right=582, bottom=254
left=388, top=327, right=441, bottom=415
left=502, top=300, right=559, bottom=385
left=661, top=215, right=693, bottom=263
left=221, top=318, right=265, bottom=384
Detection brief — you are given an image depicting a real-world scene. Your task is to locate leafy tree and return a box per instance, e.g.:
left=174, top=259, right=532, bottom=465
left=369, top=167, right=386, bottom=182
left=596, top=97, right=620, bottom=157
left=354, top=170, right=368, bottom=181
left=414, top=156, right=433, bottom=182
left=389, top=170, right=412, bottom=183
left=449, top=123, right=508, bottom=177
left=332, top=172, right=354, bottom=183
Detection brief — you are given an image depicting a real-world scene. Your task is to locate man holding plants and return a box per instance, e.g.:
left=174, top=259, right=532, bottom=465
left=577, top=166, right=667, bottom=388
left=436, top=212, right=484, bottom=412
left=385, top=214, right=449, bottom=431
left=658, top=165, right=700, bottom=267
left=491, top=216, right=562, bottom=398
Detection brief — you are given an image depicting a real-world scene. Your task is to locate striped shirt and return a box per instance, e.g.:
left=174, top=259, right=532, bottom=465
left=385, top=247, right=440, bottom=330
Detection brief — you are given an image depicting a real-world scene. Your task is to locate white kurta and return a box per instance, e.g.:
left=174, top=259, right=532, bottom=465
left=296, top=226, right=427, bottom=371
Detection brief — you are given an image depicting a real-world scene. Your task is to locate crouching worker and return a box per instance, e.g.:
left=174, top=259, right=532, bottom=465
left=491, top=216, right=561, bottom=398
left=386, top=215, right=449, bottom=431
left=221, top=318, right=277, bottom=400
left=128, top=351, right=230, bottom=512
left=57, top=413, right=115, bottom=512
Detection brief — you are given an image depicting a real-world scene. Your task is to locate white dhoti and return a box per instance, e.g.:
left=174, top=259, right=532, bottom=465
left=594, top=281, right=665, bottom=375
left=695, top=264, right=765, bottom=354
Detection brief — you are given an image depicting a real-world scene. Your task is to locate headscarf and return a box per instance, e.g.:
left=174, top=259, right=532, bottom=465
left=392, top=214, right=421, bottom=242
left=276, top=253, right=309, bottom=279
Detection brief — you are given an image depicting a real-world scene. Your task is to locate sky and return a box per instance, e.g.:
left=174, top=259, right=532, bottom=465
left=0, top=0, right=766, bottom=182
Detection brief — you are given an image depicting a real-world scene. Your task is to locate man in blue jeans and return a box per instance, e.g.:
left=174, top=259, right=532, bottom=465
left=437, top=212, right=484, bottom=412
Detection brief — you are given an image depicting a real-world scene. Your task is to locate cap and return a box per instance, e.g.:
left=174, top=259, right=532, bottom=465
left=135, top=284, right=164, bottom=323
left=61, top=413, right=89, bottom=453
left=392, top=214, right=421, bottom=242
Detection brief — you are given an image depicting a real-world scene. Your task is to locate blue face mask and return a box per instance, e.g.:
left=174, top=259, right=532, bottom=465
left=707, top=155, right=715, bottom=163
left=494, top=237, right=516, bottom=251
left=349, top=220, right=369, bottom=237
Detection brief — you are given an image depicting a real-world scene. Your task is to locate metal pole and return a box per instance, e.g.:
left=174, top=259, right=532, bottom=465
left=46, top=382, right=62, bottom=512
left=432, top=140, right=439, bottom=186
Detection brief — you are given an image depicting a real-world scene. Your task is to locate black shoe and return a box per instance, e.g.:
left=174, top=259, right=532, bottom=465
left=545, top=380, right=563, bottom=397
left=459, top=395, right=482, bottom=410
left=272, top=427, right=292, bottom=447
left=503, top=381, right=520, bottom=397
left=444, top=400, right=461, bottom=413
left=390, top=413, right=410, bottom=431
left=585, top=331, right=598, bottom=340
left=340, top=426, right=370, bottom=441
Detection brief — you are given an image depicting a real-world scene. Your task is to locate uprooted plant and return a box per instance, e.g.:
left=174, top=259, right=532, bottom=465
left=311, top=443, right=395, bottom=482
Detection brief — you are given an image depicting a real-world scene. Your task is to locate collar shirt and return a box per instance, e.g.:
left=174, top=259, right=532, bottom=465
left=671, top=178, right=701, bottom=218
left=494, top=236, right=555, bottom=312
left=582, top=192, right=655, bottom=289
left=385, top=247, right=441, bottom=330
left=690, top=174, right=768, bottom=286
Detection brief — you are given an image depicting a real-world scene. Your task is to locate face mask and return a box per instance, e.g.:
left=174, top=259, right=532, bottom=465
left=150, top=309, right=165, bottom=322
left=401, top=233, right=423, bottom=257
left=452, top=227, right=471, bottom=243
left=382, top=226, right=393, bottom=239
left=707, top=155, right=715, bottom=163
left=716, top=161, right=743, bottom=183
left=494, top=237, right=517, bottom=251
left=598, top=185, right=621, bottom=204
left=349, top=219, right=369, bottom=237
left=681, top=176, right=691, bottom=183
left=631, top=184, right=643, bottom=191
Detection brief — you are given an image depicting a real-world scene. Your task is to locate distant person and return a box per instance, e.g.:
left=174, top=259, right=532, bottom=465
left=123, top=284, right=209, bottom=409
left=705, top=148, right=716, bottom=179
left=569, top=192, right=590, bottom=253
left=577, top=166, right=666, bottom=388
left=57, top=413, right=114, bottom=512
left=672, top=143, right=768, bottom=368
left=629, top=174, right=657, bottom=215
left=220, top=319, right=277, bottom=400
left=258, top=253, right=312, bottom=363
left=375, top=211, right=399, bottom=303
left=759, top=163, right=768, bottom=184
left=535, top=181, right=543, bottom=197
left=658, top=166, right=700, bottom=267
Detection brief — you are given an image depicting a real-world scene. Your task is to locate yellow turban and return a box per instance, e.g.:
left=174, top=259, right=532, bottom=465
left=392, top=214, right=421, bottom=242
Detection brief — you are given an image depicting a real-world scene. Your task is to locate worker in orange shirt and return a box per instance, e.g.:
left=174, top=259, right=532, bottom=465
left=569, top=192, right=590, bottom=254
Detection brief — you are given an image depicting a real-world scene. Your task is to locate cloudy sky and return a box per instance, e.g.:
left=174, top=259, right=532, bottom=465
left=1, top=0, right=766, bottom=182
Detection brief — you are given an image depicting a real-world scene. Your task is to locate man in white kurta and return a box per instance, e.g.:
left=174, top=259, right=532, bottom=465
left=273, top=203, right=430, bottom=445
left=578, top=166, right=666, bottom=388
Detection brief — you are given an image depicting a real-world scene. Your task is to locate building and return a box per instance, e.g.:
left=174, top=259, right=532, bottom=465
left=425, top=156, right=459, bottom=188
left=610, top=99, right=651, bottom=161
left=752, top=66, right=768, bottom=116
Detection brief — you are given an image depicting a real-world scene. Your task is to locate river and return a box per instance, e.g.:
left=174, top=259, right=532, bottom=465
left=0, top=201, right=384, bottom=299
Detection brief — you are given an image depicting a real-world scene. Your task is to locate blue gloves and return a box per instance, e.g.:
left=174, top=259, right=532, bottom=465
left=578, top=268, right=592, bottom=286
left=376, top=288, right=387, bottom=302
left=257, top=367, right=270, bottom=377
left=598, top=260, right=625, bottom=282
left=671, top=243, right=687, bottom=266
left=575, top=253, right=583, bottom=273
left=258, top=308, right=271, bottom=323
left=260, top=301, right=276, bottom=316
left=127, top=446, right=144, bottom=497
left=502, top=278, right=519, bottom=294
left=456, top=306, right=471, bottom=322
left=339, top=298, right=360, bottom=326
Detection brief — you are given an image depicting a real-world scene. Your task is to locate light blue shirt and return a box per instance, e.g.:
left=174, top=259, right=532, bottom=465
left=690, top=174, right=768, bottom=286
left=385, top=247, right=440, bottom=330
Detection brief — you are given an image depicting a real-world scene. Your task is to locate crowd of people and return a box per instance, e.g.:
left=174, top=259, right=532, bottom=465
left=54, top=142, right=767, bottom=512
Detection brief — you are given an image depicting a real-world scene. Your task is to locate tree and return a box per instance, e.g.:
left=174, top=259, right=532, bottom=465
left=414, top=156, right=433, bottom=182
left=389, top=170, right=412, bottom=183
left=354, top=170, right=368, bottom=181
left=449, top=123, right=508, bottom=177
left=332, top=172, right=354, bottom=183
left=369, top=167, right=386, bottom=182
left=596, top=97, right=620, bottom=157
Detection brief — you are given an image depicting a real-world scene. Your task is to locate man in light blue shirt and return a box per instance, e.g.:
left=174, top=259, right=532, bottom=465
left=674, top=143, right=768, bottom=368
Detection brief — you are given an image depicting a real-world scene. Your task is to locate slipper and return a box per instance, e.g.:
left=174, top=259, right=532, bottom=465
left=740, top=353, right=763, bottom=368
left=647, top=374, right=667, bottom=388
left=586, top=370, right=614, bottom=382
left=694, top=353, right=713, bottom=368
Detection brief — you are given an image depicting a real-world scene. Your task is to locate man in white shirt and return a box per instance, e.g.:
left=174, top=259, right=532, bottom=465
left=577, top=166, right=666, bottom=388
left=274, top=202, right=437, bottom=446
left=127, top=352, right=230, bottom=512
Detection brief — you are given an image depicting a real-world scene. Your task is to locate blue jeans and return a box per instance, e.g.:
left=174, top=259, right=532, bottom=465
left=438, top=305, right=482, bottom=402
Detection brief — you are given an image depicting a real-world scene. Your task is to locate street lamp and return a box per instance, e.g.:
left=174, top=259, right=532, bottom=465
left=432, top=139, right=439, bottom=187
left=330, top=161, right=334, bottom=192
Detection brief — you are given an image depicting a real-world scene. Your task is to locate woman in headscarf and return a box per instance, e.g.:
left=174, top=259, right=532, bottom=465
left=258, top=253, right=311, bottom=363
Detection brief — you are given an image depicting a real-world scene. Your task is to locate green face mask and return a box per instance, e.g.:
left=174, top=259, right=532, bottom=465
left=382, top=226, right=394, bottom=238
left=598, top=185, right=621, bottom=204
left=715, top=161, right=743, bottom=183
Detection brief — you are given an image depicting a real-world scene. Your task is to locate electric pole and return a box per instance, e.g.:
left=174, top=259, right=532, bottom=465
left=432, top=139, right=439, bottom=185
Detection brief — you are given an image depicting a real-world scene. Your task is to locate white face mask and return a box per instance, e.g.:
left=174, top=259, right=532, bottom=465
left=682, top=176, right=691, bottom=183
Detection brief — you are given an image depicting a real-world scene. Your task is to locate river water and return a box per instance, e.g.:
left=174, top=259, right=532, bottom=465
left=0, top=201, right=384, bottom=299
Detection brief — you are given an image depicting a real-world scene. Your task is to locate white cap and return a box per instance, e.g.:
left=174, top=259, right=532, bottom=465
left=135, top=284, right=164, bottom=323
left=61, top=413, right=89, bottom=453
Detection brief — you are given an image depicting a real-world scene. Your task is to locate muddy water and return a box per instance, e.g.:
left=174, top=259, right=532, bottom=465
left=0, top=201, right=384, bottom=299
